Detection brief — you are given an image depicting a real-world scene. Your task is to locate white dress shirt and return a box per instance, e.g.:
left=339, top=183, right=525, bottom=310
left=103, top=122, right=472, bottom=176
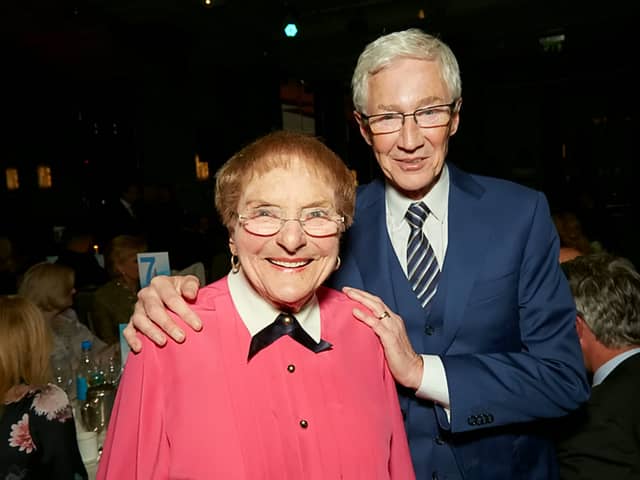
left=385, top=164, right=451, bottom=413
left=592, top=347, right=640, bottom=387
left=227, top=269, right=321, bottom=342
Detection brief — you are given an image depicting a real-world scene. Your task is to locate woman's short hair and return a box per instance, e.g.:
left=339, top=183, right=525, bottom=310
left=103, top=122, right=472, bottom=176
left=562, top=253, right=640, bottom=348
left=105, top=235, right=147, bottom=278
left=214, top=130, right=356, bottom=232
left=351, top=28, right=462, bottom=114
left=18, top=262, right=75, bottom=313
left=0, top=296, right=52, bottom=398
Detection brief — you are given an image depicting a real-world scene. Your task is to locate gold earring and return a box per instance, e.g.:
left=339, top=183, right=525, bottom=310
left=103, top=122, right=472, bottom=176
left=230, top=254, right=240, bottom=274
left=335, top=256, right=341, bottom=271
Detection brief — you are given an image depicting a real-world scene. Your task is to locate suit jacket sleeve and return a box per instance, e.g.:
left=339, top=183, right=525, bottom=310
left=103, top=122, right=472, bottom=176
left=441, top=191, right=589, bottom=433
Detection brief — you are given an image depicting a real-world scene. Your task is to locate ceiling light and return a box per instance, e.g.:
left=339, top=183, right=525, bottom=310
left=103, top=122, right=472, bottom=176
left=284, top=23, right=298, bottom=38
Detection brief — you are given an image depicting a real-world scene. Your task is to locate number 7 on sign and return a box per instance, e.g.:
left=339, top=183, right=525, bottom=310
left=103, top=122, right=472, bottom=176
left=137, top=252, right=171, bottom=288
left=139, top=256, right=156, bottom=287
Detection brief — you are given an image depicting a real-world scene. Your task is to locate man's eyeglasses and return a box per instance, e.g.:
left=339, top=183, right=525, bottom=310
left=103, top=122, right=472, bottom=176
left=360, top=100, right=459, bottom=135
left=238, top=208, right=345, bottom=237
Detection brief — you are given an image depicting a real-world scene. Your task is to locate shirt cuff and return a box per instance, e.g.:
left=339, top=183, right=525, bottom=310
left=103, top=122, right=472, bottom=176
left=416, top=354, right=451, bottom=418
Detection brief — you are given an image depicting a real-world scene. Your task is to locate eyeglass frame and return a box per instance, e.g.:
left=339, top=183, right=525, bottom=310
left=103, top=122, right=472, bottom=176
left=237, top=211, right=345, bottom=238
left=359, top=99, right=460, bottom=135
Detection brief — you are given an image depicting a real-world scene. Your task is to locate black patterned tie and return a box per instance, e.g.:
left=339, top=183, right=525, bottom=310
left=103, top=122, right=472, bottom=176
left=248, top=313, right=332, bottom=361
left=406, top=202, right=440, bottom=309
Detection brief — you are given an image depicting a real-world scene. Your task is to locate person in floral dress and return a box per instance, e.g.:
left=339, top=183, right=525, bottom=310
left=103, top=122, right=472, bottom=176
left=0, top=296, right=87, bottom=479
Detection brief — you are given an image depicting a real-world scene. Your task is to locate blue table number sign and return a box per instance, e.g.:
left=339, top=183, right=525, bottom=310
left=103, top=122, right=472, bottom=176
left=137, top=252, right=171, bottom=288
left=119, top=323, right=130, bottom=369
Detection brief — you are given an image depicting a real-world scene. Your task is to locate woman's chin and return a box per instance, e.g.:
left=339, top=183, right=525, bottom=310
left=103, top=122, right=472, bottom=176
left=270, top=294, right=314, bottom=313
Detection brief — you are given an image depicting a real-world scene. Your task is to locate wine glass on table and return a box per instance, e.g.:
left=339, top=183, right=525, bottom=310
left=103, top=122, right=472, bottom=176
left=50, top=353, right=74, bottom=399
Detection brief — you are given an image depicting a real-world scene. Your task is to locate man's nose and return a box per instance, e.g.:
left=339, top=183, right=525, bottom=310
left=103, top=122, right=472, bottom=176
left=397, top=115, right=425, bottom=151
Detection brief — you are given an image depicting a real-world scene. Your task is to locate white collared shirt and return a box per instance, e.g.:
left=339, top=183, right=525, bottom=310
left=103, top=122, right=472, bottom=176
left=227, top=269, right=322, bottom=342
left=592, top=347, right=640, bottom=387
left=385, top=163, right=449, bottom=272
left=385, top=164, right=451, bottom=413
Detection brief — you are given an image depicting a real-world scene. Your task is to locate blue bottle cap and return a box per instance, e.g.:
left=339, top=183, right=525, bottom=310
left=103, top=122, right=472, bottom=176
left=81, top=340, right=92, bottom=351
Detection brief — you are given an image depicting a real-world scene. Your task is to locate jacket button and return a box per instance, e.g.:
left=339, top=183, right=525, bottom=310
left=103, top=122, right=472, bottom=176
left=487, top=414, right=494, bottom=423
left=299, top=419, right=308, bottom=429
left=424, top=325, right=434, bottom=335
left=435, top=436, right=445, bottom=445
left=467, top=416, right=476, bottom=426
left=287, top=364, right=295, bottom=373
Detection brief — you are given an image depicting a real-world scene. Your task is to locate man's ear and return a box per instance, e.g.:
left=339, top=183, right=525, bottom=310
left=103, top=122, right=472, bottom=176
left=575, top=314, right=593, bottom=345
left=354, top=111, right=373, bottom=146
left=449, top=97, right=462, bottom=137
left=575, top=315, right=584, bottom=339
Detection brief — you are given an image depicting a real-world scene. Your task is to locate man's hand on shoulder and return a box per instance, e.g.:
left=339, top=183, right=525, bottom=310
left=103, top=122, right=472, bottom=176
left=123, top=274, right=202, bottom=352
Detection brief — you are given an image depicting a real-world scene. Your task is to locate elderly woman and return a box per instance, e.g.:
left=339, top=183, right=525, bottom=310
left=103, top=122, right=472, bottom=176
left=0, top=296, right=87, bottom=479
left=97, top=131, right=414, bottom=479
left=92, top=235, right=147, bottom=345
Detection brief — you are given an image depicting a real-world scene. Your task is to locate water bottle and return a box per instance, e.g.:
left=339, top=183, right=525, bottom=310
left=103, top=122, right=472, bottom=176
left=76, top=341, right=104, bottom=401
left=76, top=341, right=91, bottom=401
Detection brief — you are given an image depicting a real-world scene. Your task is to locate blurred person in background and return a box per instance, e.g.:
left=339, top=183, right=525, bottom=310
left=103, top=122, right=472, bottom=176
left=100, top=179, right=145, bottom=244
left=0, top=235, right=18, bottom=294
left=553, top=211, right=598, bottom=263
left=92, top=235, right=147, bottom=345
left=0, top=295, right=87, bottom=479
left=18, top=262, right=117, bottom=397
left=556, top=253, right=640, bottom=479
left=55, top=224, right=108, bottom=290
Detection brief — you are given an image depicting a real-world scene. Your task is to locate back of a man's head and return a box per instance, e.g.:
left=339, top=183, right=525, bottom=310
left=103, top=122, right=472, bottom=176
left=562, top=253, right=640, bottom=349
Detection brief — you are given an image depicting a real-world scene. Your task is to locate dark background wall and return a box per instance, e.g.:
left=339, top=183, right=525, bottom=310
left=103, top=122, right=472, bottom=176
left=1, top=0, right=638, bottom=264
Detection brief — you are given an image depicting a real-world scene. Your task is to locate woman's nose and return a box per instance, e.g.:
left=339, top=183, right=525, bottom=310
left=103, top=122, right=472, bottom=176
left=276, top=219, right=307, bottom=251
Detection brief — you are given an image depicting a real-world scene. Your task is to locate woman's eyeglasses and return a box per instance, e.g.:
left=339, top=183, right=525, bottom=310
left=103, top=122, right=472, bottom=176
left=238, top=208, right=344, bottom=237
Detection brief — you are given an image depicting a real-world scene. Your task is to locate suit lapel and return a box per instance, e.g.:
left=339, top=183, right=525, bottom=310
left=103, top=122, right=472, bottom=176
left=349, top=168, right=494, bottom=353
left=438, top=164, right=493, bottom=351
left=349, top=180, right=400, bottom=313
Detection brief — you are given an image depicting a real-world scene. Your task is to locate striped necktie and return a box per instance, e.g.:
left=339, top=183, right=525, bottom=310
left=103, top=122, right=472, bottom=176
left=406, top=202, right=440, bottom=309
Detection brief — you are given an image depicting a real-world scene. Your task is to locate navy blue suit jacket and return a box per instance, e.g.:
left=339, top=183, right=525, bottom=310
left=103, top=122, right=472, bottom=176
left=330, top=164, right=589, bottom=479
